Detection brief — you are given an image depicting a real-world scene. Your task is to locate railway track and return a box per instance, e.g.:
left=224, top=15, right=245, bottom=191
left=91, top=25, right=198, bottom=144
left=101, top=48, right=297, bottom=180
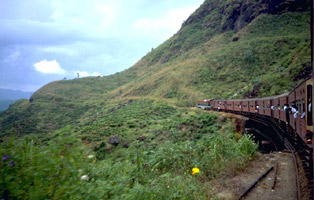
left=285, top=141, right=302, bottom=200
left=239, top=150, right=303, bottom=200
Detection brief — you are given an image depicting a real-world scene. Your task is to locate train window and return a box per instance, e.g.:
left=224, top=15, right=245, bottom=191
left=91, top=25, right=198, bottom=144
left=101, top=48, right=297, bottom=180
left=307, top=85, right=312, bottom=126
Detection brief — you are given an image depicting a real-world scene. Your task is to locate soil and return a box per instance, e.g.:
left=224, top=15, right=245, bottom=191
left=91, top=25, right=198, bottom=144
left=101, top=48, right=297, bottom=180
left=210, top=152, right=310, bottom=200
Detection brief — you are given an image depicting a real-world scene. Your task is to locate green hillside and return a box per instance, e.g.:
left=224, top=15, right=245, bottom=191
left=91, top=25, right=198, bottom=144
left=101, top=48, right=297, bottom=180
left=0, top=0, right=312, bottom=199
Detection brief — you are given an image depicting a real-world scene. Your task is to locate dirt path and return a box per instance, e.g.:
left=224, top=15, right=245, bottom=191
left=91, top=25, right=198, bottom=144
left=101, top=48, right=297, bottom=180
left=211, top=152, right=309, bottom=200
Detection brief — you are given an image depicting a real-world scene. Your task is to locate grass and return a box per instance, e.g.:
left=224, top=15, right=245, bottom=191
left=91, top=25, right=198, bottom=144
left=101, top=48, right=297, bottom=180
left=0, top=106, right=258, bottom=199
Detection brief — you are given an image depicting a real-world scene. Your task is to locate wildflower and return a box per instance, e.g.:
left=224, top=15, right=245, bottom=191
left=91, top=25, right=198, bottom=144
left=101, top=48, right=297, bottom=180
left=80, top=175, right=89, bottom=181
left=3, top=155, right=8, bottom=161
left=192, top=167, right=200, bottom=175
left=87, top=155, right=95, bottom=159
left=10, top=162, right=15, bottom=167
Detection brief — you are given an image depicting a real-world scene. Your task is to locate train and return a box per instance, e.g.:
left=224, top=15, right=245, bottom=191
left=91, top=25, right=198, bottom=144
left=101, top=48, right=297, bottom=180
left=197, top=76, right=313, bottom=146
left=196, top=99, right=212, bottom=110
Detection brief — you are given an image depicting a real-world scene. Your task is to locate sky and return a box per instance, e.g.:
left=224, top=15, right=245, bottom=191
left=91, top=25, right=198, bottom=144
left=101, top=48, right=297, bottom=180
left=0, top=0, right=204, bottom=92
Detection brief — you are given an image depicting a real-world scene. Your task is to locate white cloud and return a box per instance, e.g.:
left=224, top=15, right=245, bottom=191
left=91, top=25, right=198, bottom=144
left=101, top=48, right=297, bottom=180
left=34, top=59, right=66, bottom=75
left=132, top=6, right=198, bottom=40
left=75, top=71, right=101, bottom=78
left=3, top=51, right=20, bottom=63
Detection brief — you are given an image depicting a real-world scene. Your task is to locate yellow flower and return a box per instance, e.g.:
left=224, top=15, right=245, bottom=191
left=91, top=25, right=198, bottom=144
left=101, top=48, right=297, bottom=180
left=192, top=167, right=200, bottom=175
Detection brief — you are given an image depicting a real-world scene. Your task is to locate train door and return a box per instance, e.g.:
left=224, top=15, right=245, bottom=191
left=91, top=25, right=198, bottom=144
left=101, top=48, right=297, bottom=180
left=289, top=91, right=296, bottom=130
left=270, top=99, right=274, bottom=117
left=306, top=79, right=313, bottom=143
left=265, top=100, right=271, bottom=116
left=255, top=101, right=258, bottom=114
left=273, top=98, right=280, bottom=120
left=280, top=96, right=289, bottom=123
left=295, top=82, right=306, bottom=141
left=258, top=100, right=264, bottom=115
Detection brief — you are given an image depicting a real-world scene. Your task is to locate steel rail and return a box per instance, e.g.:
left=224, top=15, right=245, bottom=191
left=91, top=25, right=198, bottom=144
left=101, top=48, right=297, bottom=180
left=292, top=151, right=302, bottom=200
left=238, top=166, right=274, bottom=200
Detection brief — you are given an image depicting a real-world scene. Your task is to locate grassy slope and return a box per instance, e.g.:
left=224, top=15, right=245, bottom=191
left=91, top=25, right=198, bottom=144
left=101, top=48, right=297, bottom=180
left=1, top=107, right=258, bottom=199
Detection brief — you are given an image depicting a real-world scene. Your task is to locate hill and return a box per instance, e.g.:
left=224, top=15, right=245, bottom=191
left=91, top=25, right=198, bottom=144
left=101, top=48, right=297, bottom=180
left=0, top=0, right=310, bottom=135
left=0, top=0, right=311, bottom=199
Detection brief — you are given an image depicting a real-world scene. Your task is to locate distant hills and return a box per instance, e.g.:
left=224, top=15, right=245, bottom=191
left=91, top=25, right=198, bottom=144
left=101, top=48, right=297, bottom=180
left=0, top=88, right=32, bottom=111
left=0, top=88, right=32, bottom=100
left=0, top=0, right=311, bottom=135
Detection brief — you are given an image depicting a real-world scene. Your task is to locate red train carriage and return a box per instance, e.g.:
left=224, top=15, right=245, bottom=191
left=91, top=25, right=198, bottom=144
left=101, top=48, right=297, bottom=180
left=197, top=78, right=313, bottom=145
left=212, top=100, right=226, bottom=111
left=279, top=93, right=289, bottom=122
left=273, top=97, right=280, bottom=120
left=258, top=99, right=265, bottom=116
left=295, top=81, right=306, bottom=139
left=263, top=98, right=272, bottom=117
left=226, top=100, right=234, bottom=111
left=242, top=100, right=249, bottom=113
left=305, top=79, right=313, bottom=143
left=221, top=100, right=227, bottom=110
left=289, top=90, right=296, bottom=131
left=212, top=100, right=219, bottom=110
left=248, top=99, right=257, bottom=113
left=293, top=79, right=313, bottom=144
left=234, top=100, right=242, bottom=112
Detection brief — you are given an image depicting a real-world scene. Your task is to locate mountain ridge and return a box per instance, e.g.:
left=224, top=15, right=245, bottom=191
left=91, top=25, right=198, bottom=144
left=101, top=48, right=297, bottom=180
left=0, top=88, right=33, bottom=111
left=0, top=88, right=32, bottom=100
